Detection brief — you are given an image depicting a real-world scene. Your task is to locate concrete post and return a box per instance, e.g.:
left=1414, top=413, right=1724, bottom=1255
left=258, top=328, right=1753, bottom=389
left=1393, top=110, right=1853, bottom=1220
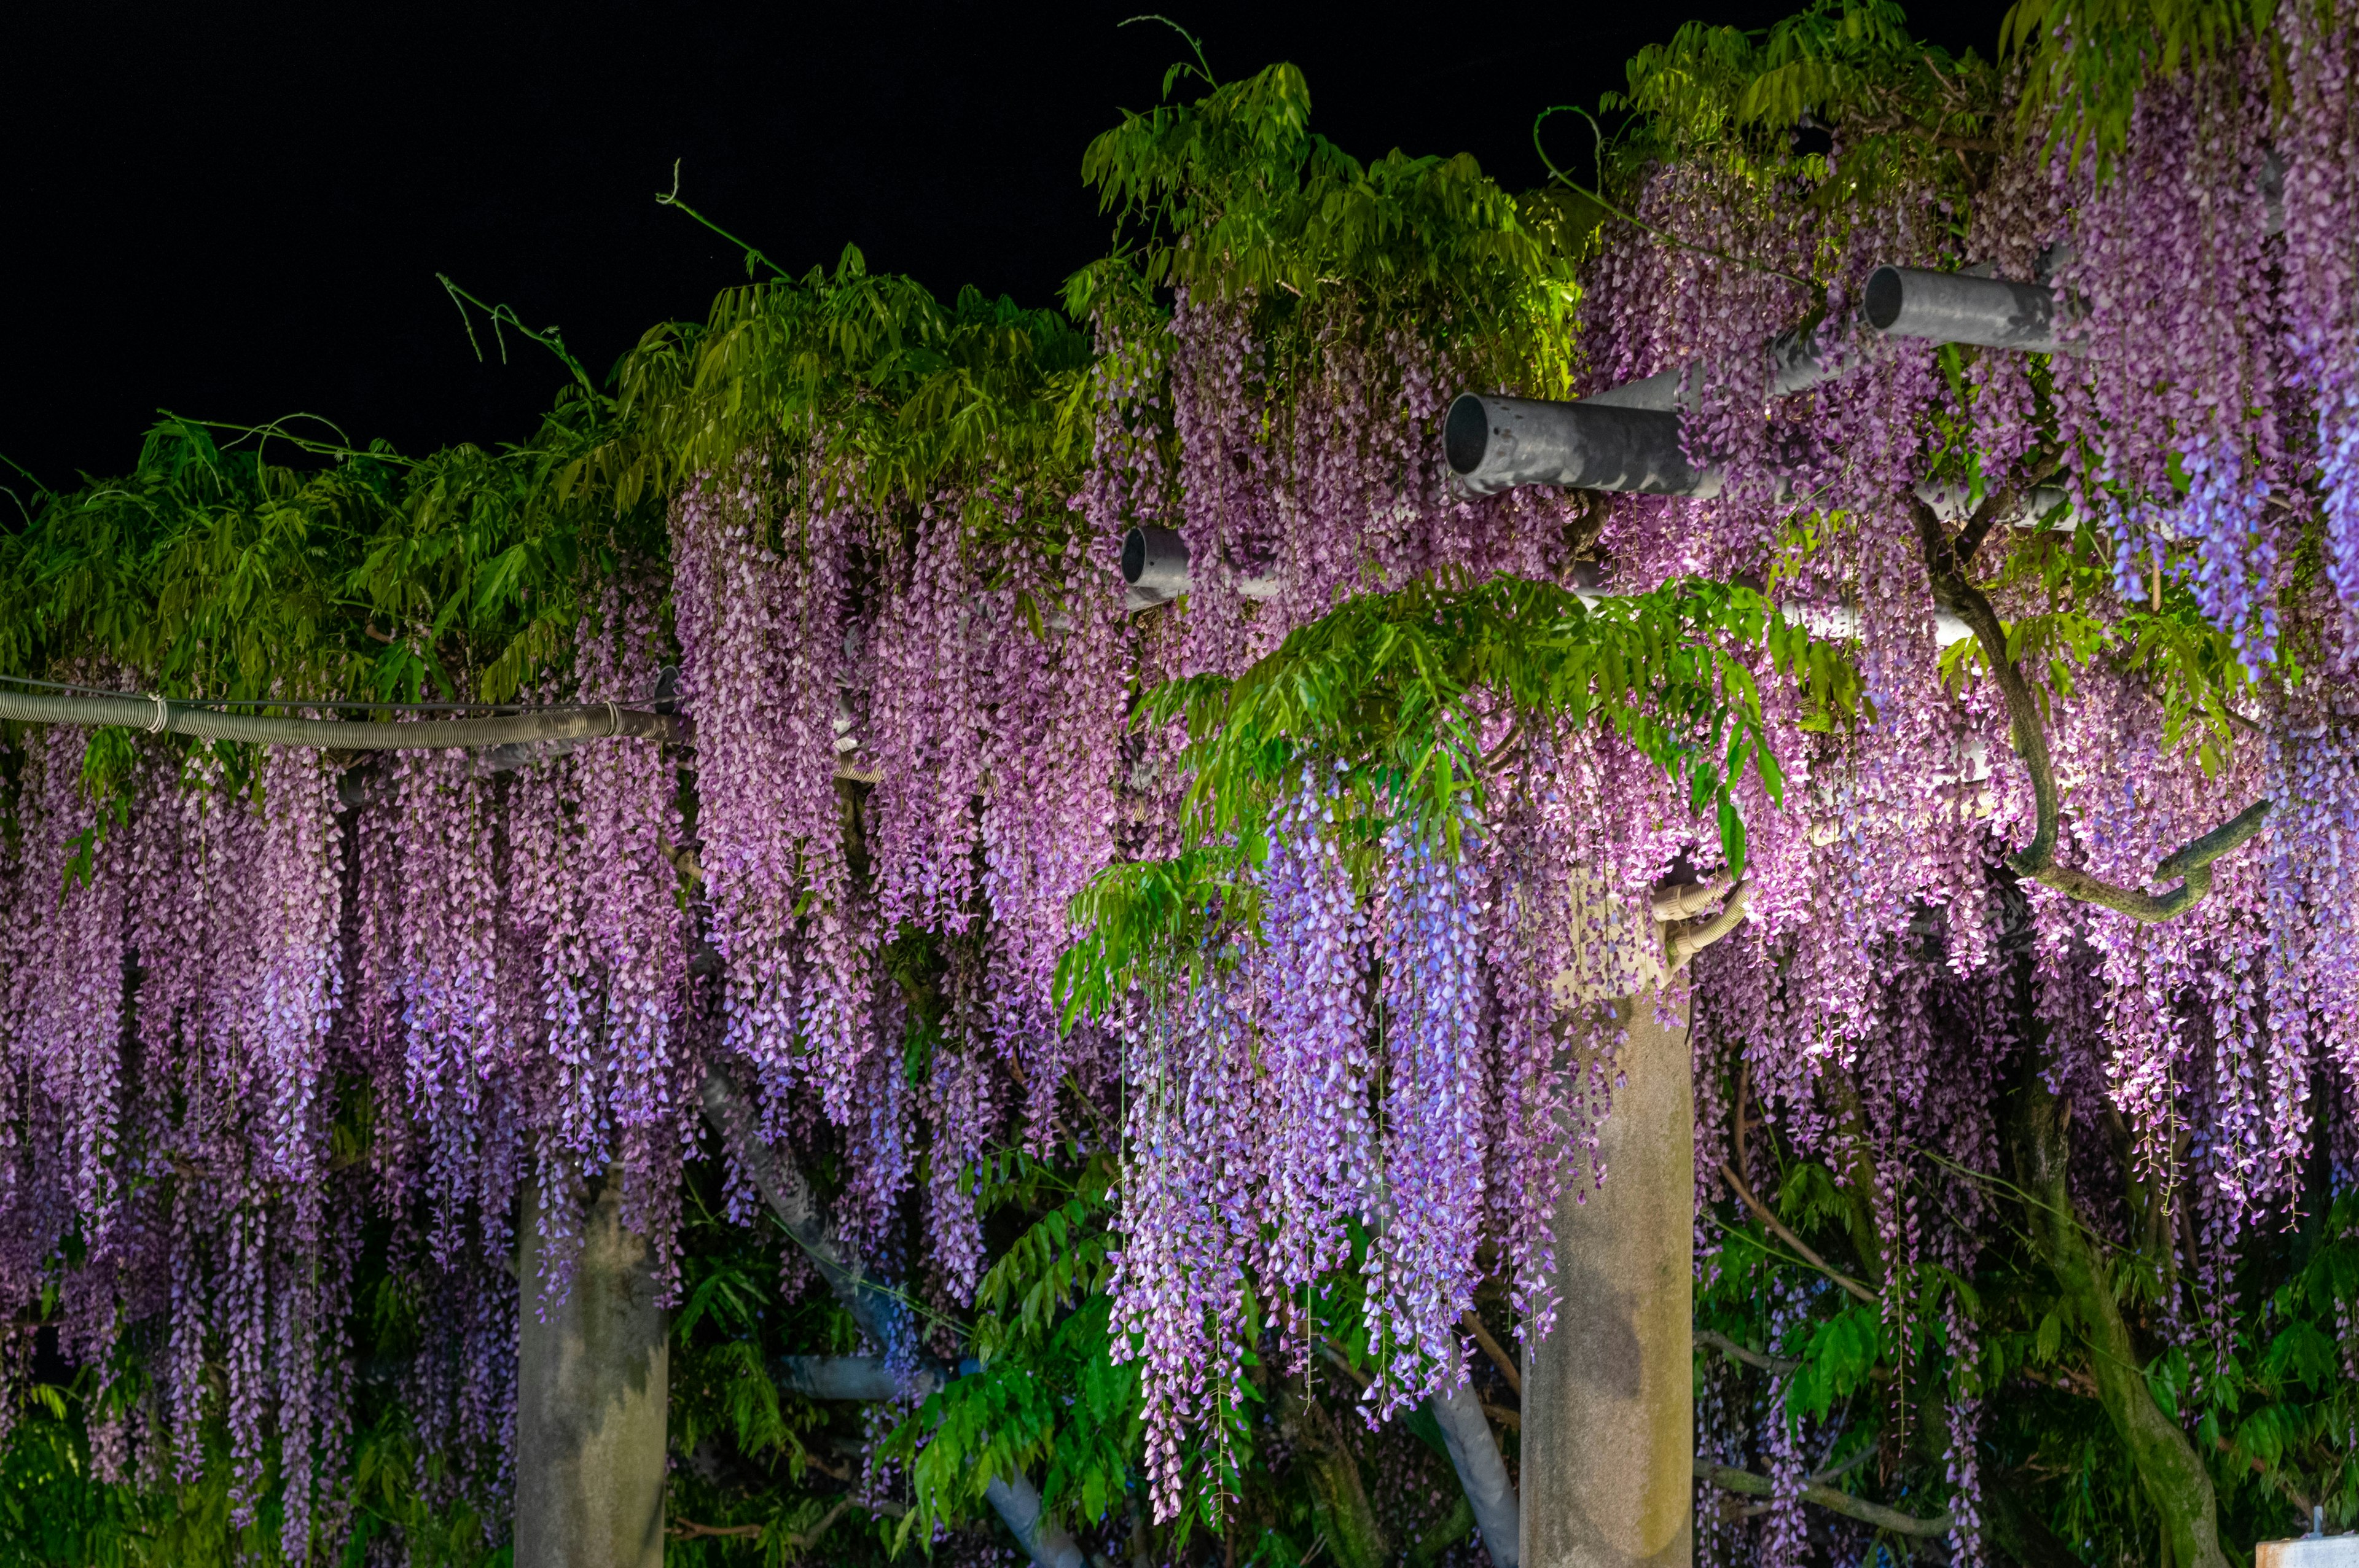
left=1522, top=990, right=1696, bottom=1568
left=516, top=1177, right=670, bottom=1568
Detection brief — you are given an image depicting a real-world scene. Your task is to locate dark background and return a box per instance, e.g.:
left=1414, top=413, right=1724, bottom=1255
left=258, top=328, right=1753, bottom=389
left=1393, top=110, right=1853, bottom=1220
left=1, top=1, right=2015, bottom=494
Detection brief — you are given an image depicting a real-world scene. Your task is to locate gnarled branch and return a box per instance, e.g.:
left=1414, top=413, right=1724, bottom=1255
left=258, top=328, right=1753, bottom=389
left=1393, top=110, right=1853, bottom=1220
left=1719, top=1161, right=1878, bottom=1305
left=1907, top=488, right=2270, bottom=924
left=1696, top=1328, right=1800, bottom=1376
left=1952, top=452, right=2067, bottom=569
left=1655, top=876, right=1751, bottom=973
left=1694, top=1457, right=1954, bottom=1537
left=1461, top=1309, right=1522, bottom=1397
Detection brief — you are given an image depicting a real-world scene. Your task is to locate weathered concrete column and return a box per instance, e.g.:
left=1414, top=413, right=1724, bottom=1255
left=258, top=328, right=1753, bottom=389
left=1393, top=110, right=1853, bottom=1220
left=1522, top=990, right=1696, bottom=1568
left=516, top=1177, right=669, bottom=1568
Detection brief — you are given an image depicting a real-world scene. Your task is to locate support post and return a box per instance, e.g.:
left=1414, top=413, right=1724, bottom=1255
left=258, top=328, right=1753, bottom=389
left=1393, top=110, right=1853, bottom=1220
left=1523, top=991, right=1696, bottom=1568
left=516, top=1177, right=670, bottom=1568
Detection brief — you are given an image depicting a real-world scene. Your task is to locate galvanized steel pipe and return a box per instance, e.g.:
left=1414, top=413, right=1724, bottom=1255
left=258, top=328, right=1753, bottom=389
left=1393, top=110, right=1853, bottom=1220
left=1444, top=394, right=1720, bottom=499
left=1582, top=319, right=1858, bottom=414
left=1119, top=525, right=1280, bottom=606
left=1428, top=1378, right=1521, bottom=1568
left=1863, top=266, right=2073, bottom=354
left=0, top=687, right=689, bottom=748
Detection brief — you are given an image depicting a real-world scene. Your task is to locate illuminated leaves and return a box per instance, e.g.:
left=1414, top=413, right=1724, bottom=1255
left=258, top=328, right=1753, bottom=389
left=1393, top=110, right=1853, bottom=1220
left=1057, top=571, right=1857, bottom=1024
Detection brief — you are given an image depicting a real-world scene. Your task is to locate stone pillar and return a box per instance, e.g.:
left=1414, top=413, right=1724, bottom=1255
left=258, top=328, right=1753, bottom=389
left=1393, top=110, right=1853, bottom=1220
left=1521, top=992, right=1694, bottom=1568
left=516, top=1177, right=669, bottom=1568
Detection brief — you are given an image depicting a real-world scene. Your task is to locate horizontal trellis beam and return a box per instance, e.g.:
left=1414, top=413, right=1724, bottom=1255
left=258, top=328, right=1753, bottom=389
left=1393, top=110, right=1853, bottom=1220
left=1575, top=259, right=2075, bottom=423
left=1444, top=396, right=1718, bottom=499
left=1122, top=518, right=1995, bottom=650
left=0, top=687, right=690, bottom=749
left=1444, top=392, right=2081, bottom=520
left=774, top=1353, right=981, bottom=1400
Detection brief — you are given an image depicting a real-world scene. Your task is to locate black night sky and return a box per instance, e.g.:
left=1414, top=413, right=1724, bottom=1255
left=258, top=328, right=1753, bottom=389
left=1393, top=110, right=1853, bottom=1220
left=2, top=1, right=2016, bottom=495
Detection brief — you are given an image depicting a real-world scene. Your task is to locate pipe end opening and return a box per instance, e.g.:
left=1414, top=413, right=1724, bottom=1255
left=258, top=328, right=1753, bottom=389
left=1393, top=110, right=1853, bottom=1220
left=1863, top=266, right=1904, bottom=331
left=1444, top=394, right=1490, bottom=477
left=1121, top=527, right=1146, bottom=585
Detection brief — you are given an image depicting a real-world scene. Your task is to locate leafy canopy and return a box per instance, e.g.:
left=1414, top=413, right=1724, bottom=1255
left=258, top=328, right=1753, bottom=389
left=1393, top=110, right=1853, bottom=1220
left=0, top=405, right=648, bottom=717
left=2000, top=0, right=2285, bottom=162
left=1071, top=53, right=1588, bottom=394
left=597, top=241, right=1097, bottom=518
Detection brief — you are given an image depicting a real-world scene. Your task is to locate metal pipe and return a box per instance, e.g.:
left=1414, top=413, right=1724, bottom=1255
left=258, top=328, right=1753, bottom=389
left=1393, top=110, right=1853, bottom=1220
left=0, top=687, right=689, bottom=749
left=1427, top=1378, right=1520, bottom=1568
left=1863, top=266, right=2073, bottom=354
left=1119, top=525, right=1280, bottom=608
left=1444, top=394, right=1719, bottom=499
left=1122, top=525, right=1192, bottom=601
left=769, top=1354, right=1078, bottom=1568
left=985, top=1475, right=1090, bottom=1568
left=777, top=1355, right=922, bottom=1401
left=1582, top=319, right=1856, bottom=414
left=1445, top=388, right=2080, bottom=529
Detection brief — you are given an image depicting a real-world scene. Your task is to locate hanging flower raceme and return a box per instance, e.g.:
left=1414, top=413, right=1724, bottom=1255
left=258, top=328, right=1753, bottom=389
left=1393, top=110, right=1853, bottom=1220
left=2045, top=55, right=2288, bottom=672
left=2282, top=1, right=2359, bottom=620
left=976, top=529, right=1128, bottom=1135
left=1361, top=812, right=1493, bottom=1418
left=671, top=464, right=868, bottom=1124
left=393, top=748, right=514, bottom=1263
left=505, top=572, right=695, bottom=1304
left=1108, top=960, right=1262, bottom=1523
left=252, top=743, right=345, bottom=1187
left=1254, top=769, right=1375, bottom=1300
left=867, top=498, right=990, bottom=939
left=14, top=733, right=133, bottom=1241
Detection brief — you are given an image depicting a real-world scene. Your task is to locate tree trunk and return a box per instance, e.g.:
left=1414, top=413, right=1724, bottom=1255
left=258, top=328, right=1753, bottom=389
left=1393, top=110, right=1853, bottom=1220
left=1522, top=991, right=1695, bottom=1568
left=1281, top=1386, right=1391, bottom=1568
left=515, top=1176, right=670, bottom=1568
left=2006, top=1072, right=2226, bottom=1568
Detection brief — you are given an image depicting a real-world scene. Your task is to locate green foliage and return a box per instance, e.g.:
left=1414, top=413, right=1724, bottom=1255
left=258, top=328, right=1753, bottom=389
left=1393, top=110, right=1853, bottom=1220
left=1907, top=340, right=2290, bottom=778
left=3, top=253, right=1094, bottom=802
left=1057, top=572, right=1857, bottom=1023
left=968, top=1147, right=1120, bottom=1363
left=1937, top=511, right=2266, bottom=775
left=1073, top=56, right=1585, bottom=395
left=0, top=1385, right=141, bottom=1568
left=600, top=243, right=1095, bottom=521
left=1609, top=0, right=1998, bottom=187
left=0, top=394, right=660, bottom=739
left=1696, top=1063, right=2359, bottom=1564
left=884, top=1141, right=1140, bottom=1550
left=0, top=1251, right=514, bottom=1568
left=2000, top=0, right=2283, bottom=163
left=661, top=1161, right=866, bottom=1567
left=1562, top=0, right=2001, bottom=274
left=1781, top=1300, right=1886, bottom=1421
left=3, top=418, right=404, bottom=703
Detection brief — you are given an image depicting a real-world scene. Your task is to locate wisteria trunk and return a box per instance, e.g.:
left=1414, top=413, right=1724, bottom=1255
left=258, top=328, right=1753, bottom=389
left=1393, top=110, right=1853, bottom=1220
left=1522, top=992, right=1695, bottom=1568
left=515, top=1176, right=670, bottom=1568
left=2006, top=1065, right=2226, bottom=1568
